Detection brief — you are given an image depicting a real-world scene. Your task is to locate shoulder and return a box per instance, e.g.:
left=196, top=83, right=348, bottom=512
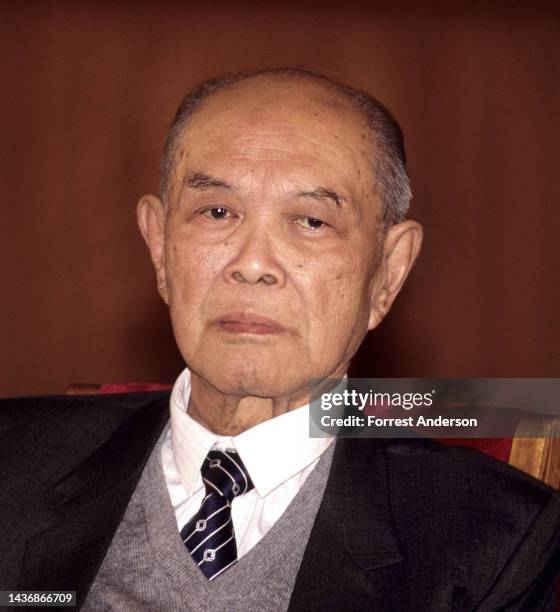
left=380, top=438, right=560, bottom=603
left=0, top=390, right=170, bottom=431
left=382, top=436, right=556, bottom=510
left=381, top=437, right=558, bottom=532
left=0, top=391, right=170, bottom=484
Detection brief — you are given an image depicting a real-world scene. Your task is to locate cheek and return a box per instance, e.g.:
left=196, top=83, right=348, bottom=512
left=297, top=255, right=371, bottom=337
left=165, top=238, right=223, bottom=309
left=166, top=236, right=223, bottom=288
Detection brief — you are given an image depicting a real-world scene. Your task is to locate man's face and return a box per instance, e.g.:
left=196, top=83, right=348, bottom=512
left=140, top=78, right=418, bottom=399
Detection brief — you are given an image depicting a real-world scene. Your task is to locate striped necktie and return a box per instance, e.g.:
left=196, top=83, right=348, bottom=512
left=180, top=449, right=254, bottom=580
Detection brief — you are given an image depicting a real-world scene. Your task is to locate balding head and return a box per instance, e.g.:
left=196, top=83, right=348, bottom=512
left=160, top=68, right=411, bottom=227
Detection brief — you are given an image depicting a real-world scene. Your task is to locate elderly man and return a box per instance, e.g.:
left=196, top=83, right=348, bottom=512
left=1, top=68, right=559, bottom=611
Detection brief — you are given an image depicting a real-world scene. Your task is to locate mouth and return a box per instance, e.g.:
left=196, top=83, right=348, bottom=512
left=213, top=311, right=287, bottom=335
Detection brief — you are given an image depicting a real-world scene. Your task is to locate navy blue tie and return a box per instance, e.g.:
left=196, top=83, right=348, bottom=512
left=180, top=449, right=254, bottom=580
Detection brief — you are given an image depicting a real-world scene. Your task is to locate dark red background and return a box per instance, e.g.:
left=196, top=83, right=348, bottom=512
left=2, top=1, right=559, bottom=397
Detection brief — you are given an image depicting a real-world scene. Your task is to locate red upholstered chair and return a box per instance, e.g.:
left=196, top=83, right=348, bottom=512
left=440, top=438, right=512, bottom=464
left=442, top=431, right=560, bottom=489
left=66, top=382, right=172, bottom=395
left=100, top=382, right=172, bottom=394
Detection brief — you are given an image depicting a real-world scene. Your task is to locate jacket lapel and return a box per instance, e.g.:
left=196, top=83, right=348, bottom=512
left=288, top=437, right=403, bottom=611
left=15, top=394, right=170, bottom=607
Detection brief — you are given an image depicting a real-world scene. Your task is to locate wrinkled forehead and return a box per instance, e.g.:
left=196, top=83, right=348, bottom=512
left=188, top=74, right=369, bottom=128
left=167, top=77, right=378, bottom=201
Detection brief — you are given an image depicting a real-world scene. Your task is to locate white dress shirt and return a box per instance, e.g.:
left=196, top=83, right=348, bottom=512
left=161, top=368, right=334, bottom=558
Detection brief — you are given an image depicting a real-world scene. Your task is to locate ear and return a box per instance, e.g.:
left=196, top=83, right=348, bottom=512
left=137, top=194, right=169, bottom=304
left=368, top=220, right=423, bottom=330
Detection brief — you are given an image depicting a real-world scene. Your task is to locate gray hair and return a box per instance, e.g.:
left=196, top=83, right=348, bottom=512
left=160, top=67, right=412, bottom=226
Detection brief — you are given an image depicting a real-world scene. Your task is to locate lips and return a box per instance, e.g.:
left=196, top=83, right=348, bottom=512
left=213, top=311, right=286, bottom=335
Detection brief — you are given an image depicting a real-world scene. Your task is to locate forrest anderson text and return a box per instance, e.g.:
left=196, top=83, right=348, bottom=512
left=320, top=415, right=479, bottom=428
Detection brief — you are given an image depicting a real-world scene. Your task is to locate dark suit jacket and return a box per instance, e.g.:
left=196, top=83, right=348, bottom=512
left=1, top=392, right=559, bottom=611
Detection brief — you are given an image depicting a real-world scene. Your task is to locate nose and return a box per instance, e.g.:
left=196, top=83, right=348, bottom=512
left=223, top=223, right=287, bottom=287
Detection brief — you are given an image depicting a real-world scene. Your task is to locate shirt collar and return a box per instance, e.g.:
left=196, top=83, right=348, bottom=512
left=170, top=368, right=334, bottom=498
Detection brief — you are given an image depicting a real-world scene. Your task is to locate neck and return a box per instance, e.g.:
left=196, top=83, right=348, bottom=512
left=187, top=366, right=347, bottom=436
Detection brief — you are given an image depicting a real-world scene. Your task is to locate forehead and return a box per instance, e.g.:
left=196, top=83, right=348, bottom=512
left=170, top=78, right=378, bottom=202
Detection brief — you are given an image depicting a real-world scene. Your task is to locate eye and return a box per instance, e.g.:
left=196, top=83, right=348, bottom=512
left=201, top=207, right=234, bottom=220
left=295, top=217, right=327, bottom=230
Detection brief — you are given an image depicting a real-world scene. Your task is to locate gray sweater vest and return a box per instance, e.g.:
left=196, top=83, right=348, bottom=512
left=83, top=434, right=335, bottom=611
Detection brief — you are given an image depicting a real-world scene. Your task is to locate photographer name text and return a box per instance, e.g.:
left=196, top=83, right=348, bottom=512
left=320, top=414, right=478, bottom=428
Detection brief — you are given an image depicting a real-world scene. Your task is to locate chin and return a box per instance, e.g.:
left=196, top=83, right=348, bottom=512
left=192, top=351, right=310, bottom=398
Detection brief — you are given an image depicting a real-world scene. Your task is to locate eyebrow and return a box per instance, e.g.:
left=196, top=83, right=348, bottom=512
left=184, top=172, right=345, bottom=208
left=295, top=186, right=345, bottom=208
left=184, top=172, right=233, bottom=190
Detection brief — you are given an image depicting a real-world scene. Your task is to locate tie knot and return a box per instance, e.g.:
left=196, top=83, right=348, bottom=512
left=201, top=449, right=254, bottom=500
